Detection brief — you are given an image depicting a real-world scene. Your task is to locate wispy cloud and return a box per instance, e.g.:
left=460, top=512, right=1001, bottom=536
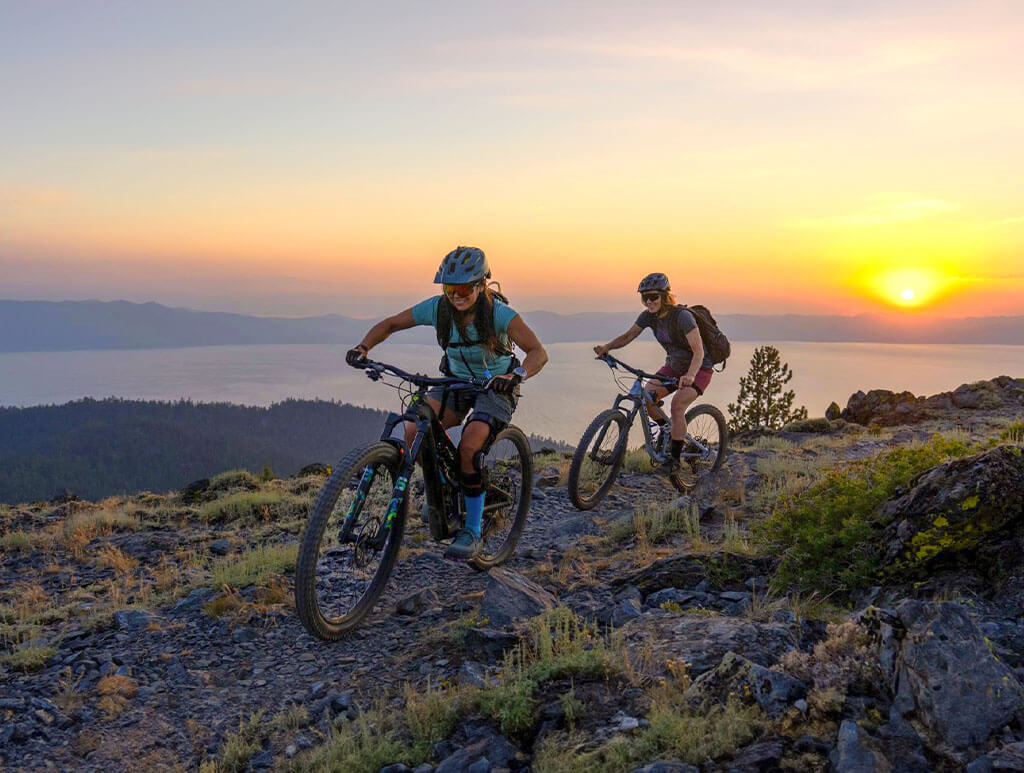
left=791, top=195, right=960, bottom=229
left=978, top=216, right=1024, bottom=229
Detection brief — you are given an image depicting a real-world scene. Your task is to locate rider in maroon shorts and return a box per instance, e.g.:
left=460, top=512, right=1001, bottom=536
left=593, top=273, right=714, bottom=473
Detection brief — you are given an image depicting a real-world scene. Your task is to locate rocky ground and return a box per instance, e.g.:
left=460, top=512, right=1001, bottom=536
left=1, top=377, right=1023, bottom=772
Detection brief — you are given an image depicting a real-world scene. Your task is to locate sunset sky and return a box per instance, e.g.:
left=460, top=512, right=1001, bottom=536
left=2, top=1, right=1022, bottom=318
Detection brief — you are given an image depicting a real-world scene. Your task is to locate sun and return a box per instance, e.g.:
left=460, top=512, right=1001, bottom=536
left=900, top=288, right=915, bottom=301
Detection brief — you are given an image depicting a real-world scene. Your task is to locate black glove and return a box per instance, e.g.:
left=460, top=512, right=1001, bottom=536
left=346, top=346, right=368, bottom=367
left=486, top=373, right=522, bottom=395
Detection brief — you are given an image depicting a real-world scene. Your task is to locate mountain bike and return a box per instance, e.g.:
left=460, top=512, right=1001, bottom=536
left=295, top=358, right=533, bottom=640
left=568, top=354, right=728, bottom=510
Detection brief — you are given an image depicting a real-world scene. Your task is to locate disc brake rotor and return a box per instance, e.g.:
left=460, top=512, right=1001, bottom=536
left=352, top=516, right=382, bottom=568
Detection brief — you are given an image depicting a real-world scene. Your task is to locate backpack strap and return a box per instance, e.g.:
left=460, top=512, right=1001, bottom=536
left=434, top=295, right=514, bottom=360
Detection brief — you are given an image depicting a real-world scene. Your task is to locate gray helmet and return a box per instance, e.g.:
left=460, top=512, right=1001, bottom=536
left=637, top=272, right=670, bottom=293
left=434, top=246, right=491, bottom=284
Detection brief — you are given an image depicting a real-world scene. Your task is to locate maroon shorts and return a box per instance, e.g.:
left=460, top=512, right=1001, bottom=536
left=654, top=364, right=713, bottom=396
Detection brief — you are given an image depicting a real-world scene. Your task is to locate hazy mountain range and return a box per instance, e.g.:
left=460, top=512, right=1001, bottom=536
left=2, top=299, right=1022, bottom=353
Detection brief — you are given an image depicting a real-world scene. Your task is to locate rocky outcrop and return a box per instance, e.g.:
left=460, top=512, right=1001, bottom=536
left=685, top=651, right=806, bottom=717
left=867, top=602, right=1024, bottom=764
left=480, top=567, right=558, bottom=628
left=841, top=376, right=1024, bottom=426
left=877, top=445, right=1024, bottom=579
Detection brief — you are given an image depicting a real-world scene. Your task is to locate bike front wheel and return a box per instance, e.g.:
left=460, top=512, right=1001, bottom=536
left=294, top=442, right=407, bottom=640
left=568, top=409, right=629, bottom=510
left=470, top=425, right=533, bottom=571
left=669, top=404, right=729, bottom=492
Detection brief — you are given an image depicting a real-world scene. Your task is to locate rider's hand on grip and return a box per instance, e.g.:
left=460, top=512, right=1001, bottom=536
left=345, top=346, right=368, bottom=367
left=486, top=373, right=521, bottom=395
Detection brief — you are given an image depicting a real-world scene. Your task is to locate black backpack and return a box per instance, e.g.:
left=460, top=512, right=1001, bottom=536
left=675, top=304, right=731, bottom=369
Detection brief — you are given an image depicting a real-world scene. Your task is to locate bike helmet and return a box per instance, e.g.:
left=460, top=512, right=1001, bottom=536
left=434, top=246, right=491, bottom=284
left=637, top=272, right=670, bottom=293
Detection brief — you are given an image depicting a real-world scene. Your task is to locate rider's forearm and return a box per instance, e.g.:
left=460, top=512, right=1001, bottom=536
left=604, top=333, right=632, bottom=351
left=357, top=319, right=395, bottom=352
left=685, top=345, right=705, bottom=380
left=520, top=346, right=548, bottom=379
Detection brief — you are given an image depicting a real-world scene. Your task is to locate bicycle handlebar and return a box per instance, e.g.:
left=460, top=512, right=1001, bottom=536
left=597, top=354, right=678, bottom=386
left=352, top=358, right=491, bottom=391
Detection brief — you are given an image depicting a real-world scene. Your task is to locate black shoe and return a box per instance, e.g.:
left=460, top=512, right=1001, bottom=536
left=444, top=528, right=481, bottom=561
left=659, top=456, right=680, bottom=475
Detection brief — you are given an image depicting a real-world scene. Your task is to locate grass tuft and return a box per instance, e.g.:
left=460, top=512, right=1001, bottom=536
left=209, top=544, right=298, bottom=589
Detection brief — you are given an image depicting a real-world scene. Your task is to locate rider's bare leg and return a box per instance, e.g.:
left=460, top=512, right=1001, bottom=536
left=670, top=387, right=699, bottom=442
left=645, top=384, right=671, bottom=424
left=459, top=420, right=491, bottom=476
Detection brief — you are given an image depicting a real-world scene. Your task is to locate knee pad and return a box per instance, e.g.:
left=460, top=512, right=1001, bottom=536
left=460, top=469, right=484, bottom=498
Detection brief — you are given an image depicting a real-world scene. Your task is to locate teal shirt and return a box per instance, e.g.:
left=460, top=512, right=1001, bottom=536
left=410, top=296, right=519, bottom=380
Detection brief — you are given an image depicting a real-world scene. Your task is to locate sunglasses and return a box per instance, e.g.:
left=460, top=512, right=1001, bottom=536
left=444, top=283, right=480, bottom=299
left=641, top=292, right=662, bottom=303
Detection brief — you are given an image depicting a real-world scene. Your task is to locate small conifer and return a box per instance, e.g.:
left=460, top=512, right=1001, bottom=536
left=727, top=345, right=808, bottom=431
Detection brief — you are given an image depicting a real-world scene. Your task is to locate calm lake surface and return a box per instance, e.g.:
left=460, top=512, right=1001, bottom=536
left=2, top=342, right=1022, bottom=444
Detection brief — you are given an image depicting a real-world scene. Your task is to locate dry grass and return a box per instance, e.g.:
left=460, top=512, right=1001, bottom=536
left=209, top=543, right=298, bottom=589
left=97, top=545, right=139, bottom=575
left=96, top=674, right=139, bottom=717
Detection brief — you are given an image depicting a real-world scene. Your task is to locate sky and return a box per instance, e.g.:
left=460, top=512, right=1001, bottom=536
left=1, top=0, right=1023, bottom=319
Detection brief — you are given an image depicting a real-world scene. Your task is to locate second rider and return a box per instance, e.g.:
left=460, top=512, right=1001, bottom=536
left=346, top=247, right=548, bottom=560
left=593, top=273, right=714, bottom=473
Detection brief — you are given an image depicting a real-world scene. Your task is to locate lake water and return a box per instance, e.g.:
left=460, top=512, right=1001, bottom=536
left=2, top=342, right=1022, bottom=445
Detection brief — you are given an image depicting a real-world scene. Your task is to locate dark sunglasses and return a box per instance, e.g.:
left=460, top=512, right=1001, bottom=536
left=641, top=292, right=662, bottom=303
left=444, top=283, right=480, bottom=298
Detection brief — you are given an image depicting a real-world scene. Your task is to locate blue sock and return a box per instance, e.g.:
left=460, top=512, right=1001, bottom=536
left=464, top=492, right=485, bottom=537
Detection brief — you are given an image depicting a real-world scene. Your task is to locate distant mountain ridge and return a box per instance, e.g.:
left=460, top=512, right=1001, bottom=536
left=2, top=299, right=1022, bottom=352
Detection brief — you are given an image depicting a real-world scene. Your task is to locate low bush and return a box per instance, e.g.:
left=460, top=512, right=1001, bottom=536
left=761, top=434, right=975, bottom=593
left=209, top=544, right=298, bottom=589
left=198, top=491, right=306, bottom=524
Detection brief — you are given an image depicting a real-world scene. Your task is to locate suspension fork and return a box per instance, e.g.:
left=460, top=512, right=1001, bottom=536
left=369, top=419, right=430, bottom=550
left=339, top=464, right=381, bottom=543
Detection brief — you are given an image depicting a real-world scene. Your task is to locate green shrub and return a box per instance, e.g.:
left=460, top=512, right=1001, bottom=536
left=209, top=544, right=298, bottom=588
left=0, top=531, right=33, bottom=553
left=2, top=644, right=57, bottom=672
left=620, top=447, right=654, bottom=473
left=198, top=491, right=305, bottom=524
left=1001, top=419, right=1024, bottom=444
left=761, top=435, right=975, bottom=593
left=208, top=469, right=260, bottom=494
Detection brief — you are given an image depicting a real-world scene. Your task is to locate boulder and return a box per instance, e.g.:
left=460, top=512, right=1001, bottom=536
left=830, top=720, right=890, bottom=772
left=616, top=552, right=775, bottom=594
left=877, top=601, right=1024, bottom=762
left=842, top=389, right=929, bottom=426
left=685, top=651, right=806, bottom=717
left=618, top=614, right=796, bottom=677
left=297, top=463, right=331, bottom=477
left=480, top=567, right=558, bottom=628
left=826, top=401, right=843, bottom=421
left=878, top=445, right=1024, bottom=580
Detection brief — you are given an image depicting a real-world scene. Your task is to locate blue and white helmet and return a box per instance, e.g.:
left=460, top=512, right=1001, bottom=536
left=434, top=246, right=491, bottom=284
left=637, top=273, right=670, bottom=293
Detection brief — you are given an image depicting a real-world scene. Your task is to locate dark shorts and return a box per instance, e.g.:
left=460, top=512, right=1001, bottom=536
left=654, top=364, right=714, bottom=396
left=426, top=386, right=517, bottom=428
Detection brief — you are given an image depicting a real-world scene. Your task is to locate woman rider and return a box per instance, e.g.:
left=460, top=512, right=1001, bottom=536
left=593, top=273, right=713, bottom=472
left=345, top=247, right=548, bottom=560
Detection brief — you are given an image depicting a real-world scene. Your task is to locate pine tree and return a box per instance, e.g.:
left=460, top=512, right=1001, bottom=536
left=727, top=345, right=808, bottom=431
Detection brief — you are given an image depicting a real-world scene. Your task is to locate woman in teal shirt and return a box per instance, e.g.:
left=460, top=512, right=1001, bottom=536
left=346, top=247, right=547, bottom=560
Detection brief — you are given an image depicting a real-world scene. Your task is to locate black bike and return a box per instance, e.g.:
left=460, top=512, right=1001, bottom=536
left=568, top=354, right=728, bottom=509
left=295, top=359, right=533, bottom=640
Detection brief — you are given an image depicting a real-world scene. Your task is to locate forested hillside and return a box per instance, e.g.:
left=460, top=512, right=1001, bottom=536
left=0, top=398, right=388, bottom=503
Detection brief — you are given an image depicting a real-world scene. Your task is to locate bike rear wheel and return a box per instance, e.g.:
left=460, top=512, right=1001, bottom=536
left=470, top=425, right=533, bottom=571
left=568, top=409, right=629, bottom=510
left=669, top=404, right=728, bottom=492
left=295, top=442, right=407, bottom=640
